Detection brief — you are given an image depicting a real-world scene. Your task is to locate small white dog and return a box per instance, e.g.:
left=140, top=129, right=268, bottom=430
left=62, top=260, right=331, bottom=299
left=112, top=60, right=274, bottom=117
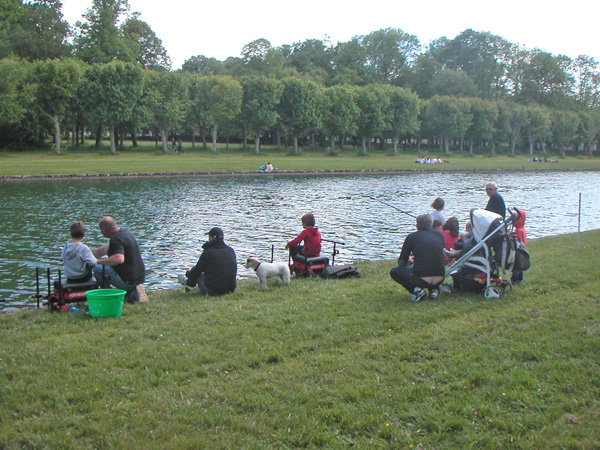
left=245, top=257, right=290, bottom=288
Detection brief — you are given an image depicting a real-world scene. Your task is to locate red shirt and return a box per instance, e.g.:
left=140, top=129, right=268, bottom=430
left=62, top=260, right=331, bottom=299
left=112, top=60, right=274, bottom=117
left=287, top=227, right=322, bottom=257
left=442, top=230, right=461, bottom=264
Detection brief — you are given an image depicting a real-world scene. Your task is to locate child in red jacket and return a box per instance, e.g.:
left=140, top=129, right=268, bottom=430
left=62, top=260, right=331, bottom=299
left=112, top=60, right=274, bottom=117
left=511, top=209, right=527, bottom=284
left=286, top=212, right=322, bottom=257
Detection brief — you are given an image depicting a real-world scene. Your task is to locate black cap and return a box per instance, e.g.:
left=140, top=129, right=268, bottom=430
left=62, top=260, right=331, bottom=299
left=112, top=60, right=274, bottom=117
left=206, top=227, right=224, bottom=239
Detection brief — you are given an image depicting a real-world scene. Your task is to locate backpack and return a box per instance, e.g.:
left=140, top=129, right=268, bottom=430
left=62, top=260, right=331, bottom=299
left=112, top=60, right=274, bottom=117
left=513, top=241, right=531, bottom=271
left=320, top=265, right=361, bottom=279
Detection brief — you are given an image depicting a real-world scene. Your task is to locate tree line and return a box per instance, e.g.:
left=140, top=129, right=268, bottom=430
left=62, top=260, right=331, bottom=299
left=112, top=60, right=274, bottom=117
left=1, top=0, right=599, bottom=156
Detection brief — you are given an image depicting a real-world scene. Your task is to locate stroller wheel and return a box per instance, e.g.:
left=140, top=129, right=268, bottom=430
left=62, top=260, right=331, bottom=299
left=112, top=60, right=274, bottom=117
left=484, top=286, right=502, bottom=299
left=502, top=282, right=513, bottom=294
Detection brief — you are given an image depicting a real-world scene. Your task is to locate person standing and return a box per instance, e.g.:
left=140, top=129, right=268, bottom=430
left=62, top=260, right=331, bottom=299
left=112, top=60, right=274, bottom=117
left=485, top=182, right=506, bottom=219
left=93, top=216, right=148, bottom=303
left=390, top=214, right=445, bottom=302
left=178, top=227, right=237, bottom=296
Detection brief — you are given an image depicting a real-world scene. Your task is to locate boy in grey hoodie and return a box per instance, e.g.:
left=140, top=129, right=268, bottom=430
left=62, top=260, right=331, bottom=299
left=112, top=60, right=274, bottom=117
left=62, top=221, right=97, bottom=283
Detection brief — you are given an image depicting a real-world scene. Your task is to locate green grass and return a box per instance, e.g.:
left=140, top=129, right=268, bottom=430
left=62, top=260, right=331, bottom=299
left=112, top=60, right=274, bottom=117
left=1, top=231, right=599, bottom=449
left=1, top=141, right=599, bottom=176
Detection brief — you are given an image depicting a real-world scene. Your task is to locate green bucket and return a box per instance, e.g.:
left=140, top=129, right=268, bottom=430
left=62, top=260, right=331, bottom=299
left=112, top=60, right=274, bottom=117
left=86, top=289, right=126, bottom=318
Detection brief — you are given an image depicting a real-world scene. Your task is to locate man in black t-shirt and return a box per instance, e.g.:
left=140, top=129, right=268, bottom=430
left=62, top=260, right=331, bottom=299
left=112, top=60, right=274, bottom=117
left=390, top=214, right=445, bottom=302
left=93, top=216, right=147, bottom=303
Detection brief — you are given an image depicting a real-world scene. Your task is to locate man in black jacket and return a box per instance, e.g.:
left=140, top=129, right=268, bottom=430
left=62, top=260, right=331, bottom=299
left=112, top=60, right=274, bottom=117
left=389, top=214, right=445, bottom=302
left=178, top=227, right=237, bottom=296
left=485, top=181, right=506, bottom=219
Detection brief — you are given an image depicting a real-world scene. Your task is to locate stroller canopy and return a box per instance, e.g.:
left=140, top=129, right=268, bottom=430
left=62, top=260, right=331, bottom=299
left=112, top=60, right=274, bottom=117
left=471, top=209, right=503, bottom=242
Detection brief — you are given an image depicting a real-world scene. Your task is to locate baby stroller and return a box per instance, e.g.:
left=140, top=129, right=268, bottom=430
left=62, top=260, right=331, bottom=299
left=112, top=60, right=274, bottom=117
left=445, top=208, right=523, bottom=299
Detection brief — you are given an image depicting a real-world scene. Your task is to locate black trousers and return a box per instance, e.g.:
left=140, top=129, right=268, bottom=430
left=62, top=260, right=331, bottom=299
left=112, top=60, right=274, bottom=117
left=390, top=265, right=442, bottom=293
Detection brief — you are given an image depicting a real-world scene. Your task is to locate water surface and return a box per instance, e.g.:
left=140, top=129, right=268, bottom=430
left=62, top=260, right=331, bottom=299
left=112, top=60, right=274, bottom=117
left=2, top=171, right=598, bottom=309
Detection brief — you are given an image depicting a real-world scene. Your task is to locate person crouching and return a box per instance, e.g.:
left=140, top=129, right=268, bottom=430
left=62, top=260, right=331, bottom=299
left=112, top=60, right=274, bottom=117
left=390, top=214, right=445, bottom=302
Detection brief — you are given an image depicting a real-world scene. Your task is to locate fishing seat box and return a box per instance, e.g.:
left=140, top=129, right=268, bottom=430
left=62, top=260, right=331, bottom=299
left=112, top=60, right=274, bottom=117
left=53, top=278, right=99, bottom=303
left=292, top=254, right=329, bottom=276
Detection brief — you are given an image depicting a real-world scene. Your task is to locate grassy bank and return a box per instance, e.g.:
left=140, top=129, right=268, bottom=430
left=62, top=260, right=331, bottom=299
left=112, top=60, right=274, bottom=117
left=1, top=231, right=599, bottom=449
left=1, top=142, right=599, bottom=176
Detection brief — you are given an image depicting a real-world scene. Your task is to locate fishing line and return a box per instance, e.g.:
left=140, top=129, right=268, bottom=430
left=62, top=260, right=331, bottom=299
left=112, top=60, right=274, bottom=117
left=364, top=195, right=417, bottom=219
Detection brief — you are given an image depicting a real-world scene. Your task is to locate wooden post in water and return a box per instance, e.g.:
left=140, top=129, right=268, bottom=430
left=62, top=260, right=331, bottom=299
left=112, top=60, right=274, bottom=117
left=577, top=193, right=581, bottom=248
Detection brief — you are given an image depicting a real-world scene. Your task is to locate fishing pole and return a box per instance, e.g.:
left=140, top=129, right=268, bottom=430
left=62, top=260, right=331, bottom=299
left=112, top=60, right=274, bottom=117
left=364, top=195, right=417, bottom=219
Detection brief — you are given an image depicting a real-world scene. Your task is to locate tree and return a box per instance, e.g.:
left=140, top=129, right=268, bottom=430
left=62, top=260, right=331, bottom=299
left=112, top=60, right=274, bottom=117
left=354, top=85, right=388, bottom=154
left=380, top=85, right=420, bottom=155
left=74, top=0, right=134, bottom=64
left=519, top=50, right=573, bottom=107
left=429, top=29, right=510, bottom=99
left=29, top=58, right=84, bottom=154
left=81, top=61, right=144, bottom=154
left=578, top=110, right=600, bottom=157
left=465, top=98, right=498, bottom=155
left=572, top=55, right=600, bottom=109
left=524, top=105, right=551, bottom=155
left=0, top=58, right=33, bottom=127
left=187, top=75, right=242, bottom=153
left=428, top=69, right=477, bottom=98
left=551, top=110, right=580, bottom=158
left=277, top=77, right=323, bottom=155
left=506, top=102, right=528, bottom=155
left=0, top=0, right=70, bottom=60
left=239, top=76, right=282, bottom=154
left=182, top=55, right=223, bottom=75
left=143, top=69, right=187, bottom=153
left=359, top=28, right=420, bottom=82
left=120, top=14, right=171, bottom=70
left=321, top=85, right=359, bottom=153
left=423, top=95, right=472, bottom=154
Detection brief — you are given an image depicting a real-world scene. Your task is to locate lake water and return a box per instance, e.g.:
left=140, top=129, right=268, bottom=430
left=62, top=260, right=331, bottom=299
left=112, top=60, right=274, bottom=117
left=1, top=171, right=599, bottom=310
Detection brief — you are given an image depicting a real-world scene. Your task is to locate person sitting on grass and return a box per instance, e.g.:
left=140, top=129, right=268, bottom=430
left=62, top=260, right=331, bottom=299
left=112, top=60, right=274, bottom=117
left=390, top=214, right=445, bottom=302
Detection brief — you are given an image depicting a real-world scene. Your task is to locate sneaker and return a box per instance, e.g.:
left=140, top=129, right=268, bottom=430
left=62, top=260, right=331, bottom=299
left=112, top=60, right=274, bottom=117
left=429, top=289, right=439, bottom=300
left=136, top=284, right=149, bottom=304
left=411, top=288, right=427, bottom=303
left=178, top=274, right=192, bottom=293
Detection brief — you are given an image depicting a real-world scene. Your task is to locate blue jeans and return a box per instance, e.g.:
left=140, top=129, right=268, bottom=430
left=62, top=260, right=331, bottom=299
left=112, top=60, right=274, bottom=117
left=93, top=265, right=134, bottom=292
left=188, top=273, right=216, bottom=296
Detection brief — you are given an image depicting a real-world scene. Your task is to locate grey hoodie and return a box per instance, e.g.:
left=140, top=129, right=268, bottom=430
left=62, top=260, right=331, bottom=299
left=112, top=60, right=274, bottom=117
left=62, top=242, right=97, bottom=280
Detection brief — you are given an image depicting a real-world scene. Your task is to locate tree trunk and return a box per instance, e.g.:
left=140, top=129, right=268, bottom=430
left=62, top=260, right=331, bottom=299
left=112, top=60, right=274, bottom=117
left=254, top=134, right=260, bottom=155
left=160, top=128, right=169, bottom=153
left=527, top=129, right=534, bottom=156
left=211, top=121, right=218, bottom=154
left=444, top=136, right=450, bottom=155
left=109, top=126, right=117, bottom=154
left=468, top=141, right=474, bottom=157
left=360, top=136, right=367, bottom=155
left=131, top=128, right=138, bottom=147
left=330, top=134, right=336, bottom=153
left=95, top=124, right=102, bottom=147
left=48, top=113, right=61, bottom=155
left=292, top=135, right=299, bottom=155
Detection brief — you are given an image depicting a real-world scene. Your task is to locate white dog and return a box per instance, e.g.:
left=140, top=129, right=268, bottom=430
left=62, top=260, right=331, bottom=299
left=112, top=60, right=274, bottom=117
left=245, top=257, right=290, bottom=288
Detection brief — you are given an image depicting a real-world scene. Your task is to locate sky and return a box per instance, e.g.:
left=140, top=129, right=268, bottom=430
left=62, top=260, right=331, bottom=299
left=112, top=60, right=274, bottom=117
left=60, top=0, right=600, bottom=70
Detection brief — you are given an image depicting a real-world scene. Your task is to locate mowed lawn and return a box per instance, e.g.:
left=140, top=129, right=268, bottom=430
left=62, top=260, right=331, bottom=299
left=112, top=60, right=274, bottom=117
left=1, top=142, right=599, bottom=176
left=0, top=231, right=599, bottom=449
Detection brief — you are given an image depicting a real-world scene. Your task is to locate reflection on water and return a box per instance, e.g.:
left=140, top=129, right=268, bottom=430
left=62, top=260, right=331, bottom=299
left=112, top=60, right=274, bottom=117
left=1, top=171, right=599, bottom=309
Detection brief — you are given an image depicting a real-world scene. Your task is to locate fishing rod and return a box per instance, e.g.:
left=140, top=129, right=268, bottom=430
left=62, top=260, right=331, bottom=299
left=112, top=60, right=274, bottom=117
left=364, top=195, right=416, bottom=219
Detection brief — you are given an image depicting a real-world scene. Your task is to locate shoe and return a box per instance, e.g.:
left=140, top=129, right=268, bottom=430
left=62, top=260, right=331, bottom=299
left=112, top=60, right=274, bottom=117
left=125, top=289, right=139, bottom=304
left=411, top=288, right=427, bottom=303
left=136, top=284, right=149, bottom=304
left=177, top=274, right=187, bottom=286
left=429, top=289, right=439, bottom=300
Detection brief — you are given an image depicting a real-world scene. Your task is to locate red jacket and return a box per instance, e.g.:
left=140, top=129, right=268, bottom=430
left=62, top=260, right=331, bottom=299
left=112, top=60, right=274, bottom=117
left=514, top=210, right=527, bottom=246
left=287, top=227, right=322, bottom=257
